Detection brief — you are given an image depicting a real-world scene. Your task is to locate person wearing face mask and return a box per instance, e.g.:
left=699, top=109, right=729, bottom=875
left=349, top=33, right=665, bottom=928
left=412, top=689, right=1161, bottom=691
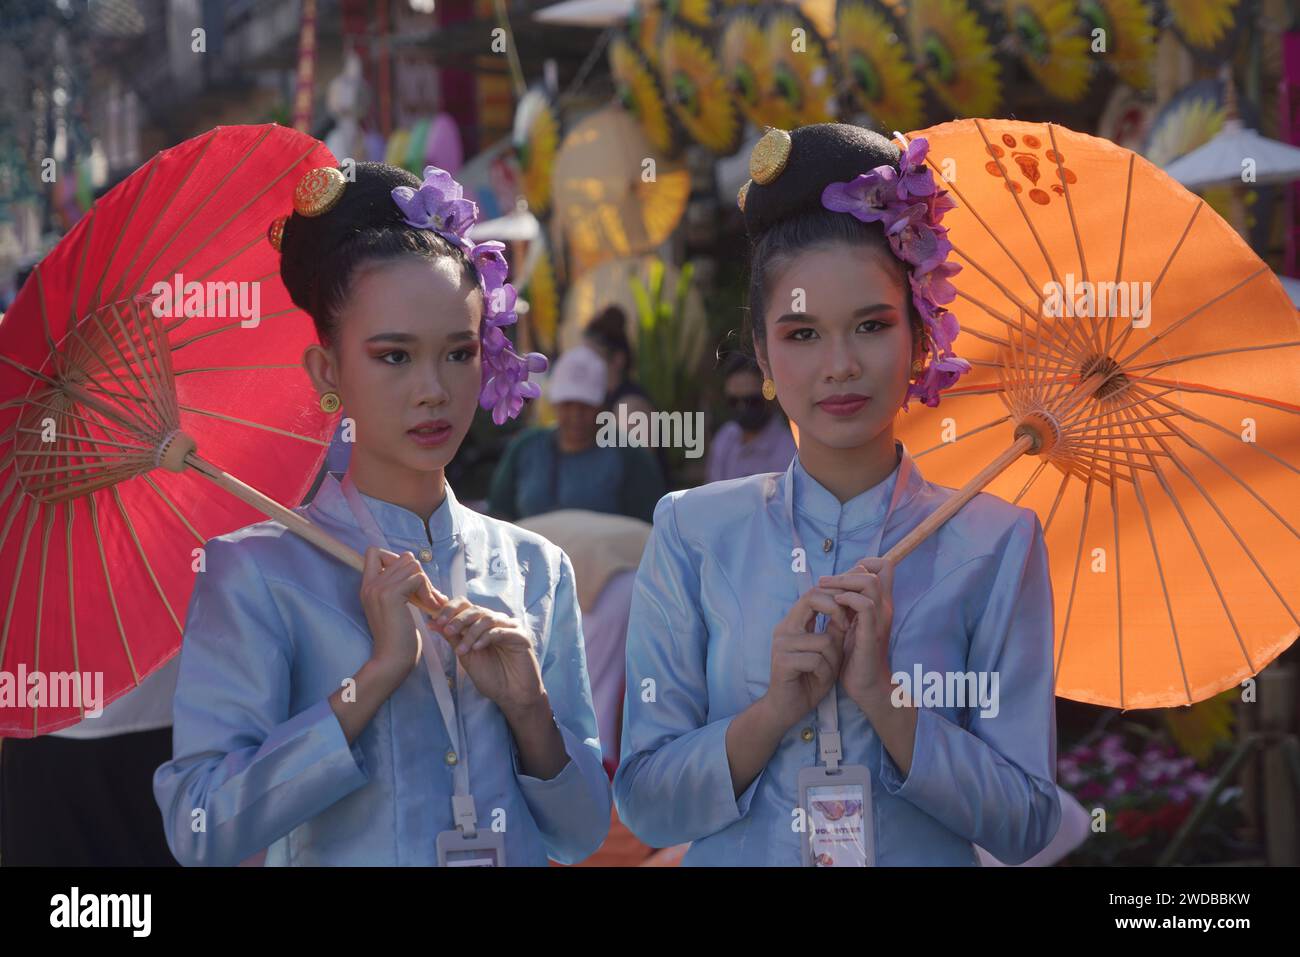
left=614, top=124, right=1061, bottom=866
left=152, top=162, right=610, bottom=866
left=705, top=351, right=798, bottom=484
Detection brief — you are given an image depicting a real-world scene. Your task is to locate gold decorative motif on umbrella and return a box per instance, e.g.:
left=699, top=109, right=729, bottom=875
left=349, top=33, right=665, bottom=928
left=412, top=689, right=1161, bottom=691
left=835, top=0, right=925, bottom=132
left=513, top=85, right=561, bottom=217
left=658, top=22, right=743, bottom=155
left=905, top=0, right=1002, bottom=118
left=764, top=5, right=839, bottom=128
left=610, top=35, right=679, bottom=157
left=552, top=106, right=691, bottom=274
left=1001, top=0, right=1094, bottom=103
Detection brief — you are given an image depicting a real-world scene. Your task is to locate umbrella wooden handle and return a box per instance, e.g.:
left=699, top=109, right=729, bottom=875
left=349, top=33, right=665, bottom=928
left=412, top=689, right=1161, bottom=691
left=184, top=453, right=446, bottom=617
left=883, top=432, right=1036, bottom=565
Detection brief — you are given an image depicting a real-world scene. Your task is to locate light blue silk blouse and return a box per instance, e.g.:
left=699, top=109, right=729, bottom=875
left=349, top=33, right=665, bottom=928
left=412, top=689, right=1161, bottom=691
left=614, top=441, right=1062, bottom=866
left=152, top=473, right=611, bottom=866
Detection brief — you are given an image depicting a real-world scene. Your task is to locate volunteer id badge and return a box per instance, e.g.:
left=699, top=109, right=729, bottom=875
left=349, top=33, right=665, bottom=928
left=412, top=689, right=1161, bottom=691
left=436, top=828, right=506, bottom=867
left=798, top=764, right=875, bottom=867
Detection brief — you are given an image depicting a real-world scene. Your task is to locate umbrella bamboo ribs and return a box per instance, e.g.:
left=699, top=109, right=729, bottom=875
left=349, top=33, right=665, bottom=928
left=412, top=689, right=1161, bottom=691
left=4, top=295, right=446, bottom=618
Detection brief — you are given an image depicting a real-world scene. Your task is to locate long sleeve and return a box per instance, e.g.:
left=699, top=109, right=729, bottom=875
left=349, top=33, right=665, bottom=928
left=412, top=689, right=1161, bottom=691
left=152, top=538, right=369, bottom=866
left=614, top=493, right=765, bottom=848
left=510, top=547, right=611, bottom=863
left=876, top=509, right=1062, bottom=865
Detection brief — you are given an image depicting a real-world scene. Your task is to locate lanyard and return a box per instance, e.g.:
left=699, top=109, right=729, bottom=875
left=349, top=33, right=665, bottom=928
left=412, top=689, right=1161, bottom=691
left=340, top=475, right=480, bottom=836
left=780, top=446, right=912, bottom=771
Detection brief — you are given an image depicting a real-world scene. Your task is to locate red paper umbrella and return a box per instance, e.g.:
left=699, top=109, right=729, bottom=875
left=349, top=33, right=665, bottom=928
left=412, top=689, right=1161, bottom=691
left=0, top=125, right=343, bottom=737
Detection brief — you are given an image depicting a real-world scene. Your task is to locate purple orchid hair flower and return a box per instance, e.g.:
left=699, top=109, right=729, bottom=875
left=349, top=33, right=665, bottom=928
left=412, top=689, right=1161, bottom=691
left=390, top=166, right=547, bottom=423
left=820, top=166, right=898, bottom=224
left=391, top=166, right=479, bottom=250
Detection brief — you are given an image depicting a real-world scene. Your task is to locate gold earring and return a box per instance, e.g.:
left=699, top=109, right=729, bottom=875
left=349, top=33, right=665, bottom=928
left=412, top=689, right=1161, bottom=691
left=761, top=378, right=777, bottom=400
left=320, top=391, right=341, bottom=413
left=911, top=359, right=924, bottom=378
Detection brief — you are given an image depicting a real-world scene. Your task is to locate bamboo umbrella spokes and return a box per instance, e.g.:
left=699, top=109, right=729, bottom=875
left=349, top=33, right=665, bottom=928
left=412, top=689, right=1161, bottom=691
left=0, top=295, right=445, bottom=615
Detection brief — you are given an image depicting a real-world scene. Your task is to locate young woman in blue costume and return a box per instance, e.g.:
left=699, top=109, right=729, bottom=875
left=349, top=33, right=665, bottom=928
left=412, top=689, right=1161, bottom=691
left=153, top=162, right=610, bottom=866
left=615, top=124, right=1061, bottom=866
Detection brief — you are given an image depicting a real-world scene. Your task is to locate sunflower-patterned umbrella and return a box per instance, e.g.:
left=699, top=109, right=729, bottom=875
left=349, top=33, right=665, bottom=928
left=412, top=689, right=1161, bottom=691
left=1162, top=0, right=1246, bottom=63
left=763, top=2, right=840, bottom=128
left=835, top=0, right=926, bottom=132
left=718, top=7, right=781, bottom=129
left=664, top=0, right=714, bottom=29
left=905, top=0, right=1002, bottom=118
left=999, top=0, right=1095, bottom=103
left=629, top=0, right=667, bottom=68
left=1084, top=0, right=1158, bottom=91
left=610, top=35, right=680, bottom=156
left=658, top=20, right=744, bottom=155
left=513, top=85, right=561, bottom=217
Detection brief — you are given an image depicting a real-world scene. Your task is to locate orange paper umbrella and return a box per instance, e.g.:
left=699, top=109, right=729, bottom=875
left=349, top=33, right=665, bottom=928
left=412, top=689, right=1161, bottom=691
left=879, top=118, right=1299, bottom=709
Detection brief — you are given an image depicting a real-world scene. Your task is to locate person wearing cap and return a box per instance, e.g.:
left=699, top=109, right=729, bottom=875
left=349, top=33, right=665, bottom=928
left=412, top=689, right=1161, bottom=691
left=487, top=344, right=666, bottom=524
left=615, top=124, right=1060, bottom=866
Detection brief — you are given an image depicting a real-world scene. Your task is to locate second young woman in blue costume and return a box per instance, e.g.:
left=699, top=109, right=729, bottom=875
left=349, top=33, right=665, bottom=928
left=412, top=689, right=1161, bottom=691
left=153, top=162, right=610, bottom=865
left=614, top=123, right=1061, bottom=866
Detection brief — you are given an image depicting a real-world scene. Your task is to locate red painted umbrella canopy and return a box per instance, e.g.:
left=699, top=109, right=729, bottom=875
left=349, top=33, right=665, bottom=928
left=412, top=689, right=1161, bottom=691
left=0, top=124, right=339, bottom=736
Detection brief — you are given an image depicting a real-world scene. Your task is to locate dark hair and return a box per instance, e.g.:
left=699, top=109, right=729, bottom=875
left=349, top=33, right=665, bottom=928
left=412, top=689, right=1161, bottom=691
left=279, top=161, right=481, bottom=346
left=720, top=349, right=761, bottom=380
left=584, top=304, right=633, bottom=365
left=744, top=208, right=924, bottom=362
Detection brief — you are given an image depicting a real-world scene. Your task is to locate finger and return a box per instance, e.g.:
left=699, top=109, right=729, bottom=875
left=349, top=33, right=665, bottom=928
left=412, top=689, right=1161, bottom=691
left=363, top=546, right=379, bottom=580
left=432, top=597, right=471, bottom=627
left=460, top=614, right=499, bottom=646
left=443, top=605, right=488, bottom=638
left=780, top=651, right=829, bottom=675
left=782, top=635, right=842, bottom=676
left=471, top=626, right=532, bottom=653
left=797, top=590, right=852, bottom=634
left=818, top=572, right=882, bottom=606
left=833, top=591, right=877, bottom=628
left=854, top=557, right=894, bottom=595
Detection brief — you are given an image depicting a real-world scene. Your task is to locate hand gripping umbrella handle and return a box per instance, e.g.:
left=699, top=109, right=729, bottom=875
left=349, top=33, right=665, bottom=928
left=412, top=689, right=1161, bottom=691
left=183, top=451, right=447, bottom=618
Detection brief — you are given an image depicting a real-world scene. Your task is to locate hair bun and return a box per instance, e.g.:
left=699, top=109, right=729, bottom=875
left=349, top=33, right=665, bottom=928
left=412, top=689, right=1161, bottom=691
left=741, top=124, right=902, bottom=237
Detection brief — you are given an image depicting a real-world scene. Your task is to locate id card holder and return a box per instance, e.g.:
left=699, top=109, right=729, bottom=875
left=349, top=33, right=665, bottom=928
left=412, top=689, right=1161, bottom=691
left=436, top=828, right=506, bottom=867
left=798, top=764, right=874, bottom=867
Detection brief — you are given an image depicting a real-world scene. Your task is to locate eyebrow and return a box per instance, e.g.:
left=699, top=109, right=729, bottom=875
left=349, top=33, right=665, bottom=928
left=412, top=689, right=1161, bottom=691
left=775, top=303, right=897, bottom=324
left=365, top=331, right=478, bottom=344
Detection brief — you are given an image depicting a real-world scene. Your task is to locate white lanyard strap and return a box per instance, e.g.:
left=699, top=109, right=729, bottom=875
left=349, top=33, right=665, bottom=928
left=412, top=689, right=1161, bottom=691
left=340, top=476, right=478, bottom=835
left=781, top=448, right=912, bottom=771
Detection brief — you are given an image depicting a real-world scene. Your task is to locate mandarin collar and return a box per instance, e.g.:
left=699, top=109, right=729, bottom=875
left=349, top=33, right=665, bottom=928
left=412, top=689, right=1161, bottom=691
left=787, top=440, right=923, bottom=532
left=311, top=471, right=465, bottom=546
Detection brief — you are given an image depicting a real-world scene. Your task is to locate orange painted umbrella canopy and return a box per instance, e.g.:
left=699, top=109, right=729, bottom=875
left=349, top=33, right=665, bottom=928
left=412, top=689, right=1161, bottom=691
left=884, top=118, right=1300, bottom=710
